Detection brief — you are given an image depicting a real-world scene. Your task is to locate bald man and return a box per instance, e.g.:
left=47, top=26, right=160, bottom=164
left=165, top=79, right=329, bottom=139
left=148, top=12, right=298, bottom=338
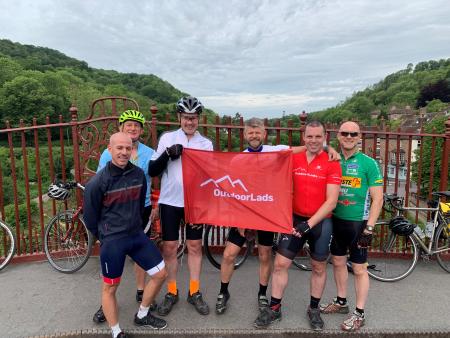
left=319, top=122, right=383, bottom=332
left=84, top=132, right=168, bottom=338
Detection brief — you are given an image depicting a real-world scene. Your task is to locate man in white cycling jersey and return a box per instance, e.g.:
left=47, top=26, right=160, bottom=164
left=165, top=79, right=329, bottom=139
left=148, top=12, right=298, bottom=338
left=149, top=96, right=213, bottom=316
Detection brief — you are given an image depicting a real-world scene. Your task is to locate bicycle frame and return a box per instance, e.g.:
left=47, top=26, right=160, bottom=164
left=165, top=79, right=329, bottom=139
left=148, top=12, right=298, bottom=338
left=388, top=195, right=447, bottom=256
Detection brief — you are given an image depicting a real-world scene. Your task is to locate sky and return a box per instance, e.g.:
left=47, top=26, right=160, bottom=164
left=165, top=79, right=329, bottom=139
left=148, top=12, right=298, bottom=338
left=1, top=0, right=450, bottom=118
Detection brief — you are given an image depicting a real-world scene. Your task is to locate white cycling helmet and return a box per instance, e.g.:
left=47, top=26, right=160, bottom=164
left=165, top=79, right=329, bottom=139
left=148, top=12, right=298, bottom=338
left=47, top=182, right=70, bottom=200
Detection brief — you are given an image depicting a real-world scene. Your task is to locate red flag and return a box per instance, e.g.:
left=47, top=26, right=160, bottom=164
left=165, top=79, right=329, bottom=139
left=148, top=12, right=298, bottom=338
left=182, top=149, right=293, bottom=233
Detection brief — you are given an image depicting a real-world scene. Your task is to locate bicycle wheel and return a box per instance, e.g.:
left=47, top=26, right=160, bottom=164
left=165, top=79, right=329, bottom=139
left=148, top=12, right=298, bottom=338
left=435, top=219, right=450, bottom=273
left=44, top=210, right=93, bottom=273
left=0, top=220, right=16, bottom=271
left=203, top=225, right=252, bottom=270
left=177, top=222, right=187, bottom=259
left=292, top=244, right=312, bottom=271
left=272, top=233, right=312, bottom=271
left=367, top=224, right=418, bottom=282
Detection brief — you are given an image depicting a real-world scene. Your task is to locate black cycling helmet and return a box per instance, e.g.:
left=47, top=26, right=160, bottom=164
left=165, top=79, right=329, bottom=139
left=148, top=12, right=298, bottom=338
left=389, top=216, right=415, bottom=236
left=119, top=110, right=145, bottom=126
left=176, top=96, right=203, bottom=115
left=47, top=182, right=70, bottom=200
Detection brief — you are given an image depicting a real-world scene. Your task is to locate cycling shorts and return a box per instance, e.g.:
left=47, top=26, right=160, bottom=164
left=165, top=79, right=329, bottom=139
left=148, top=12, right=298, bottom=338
left=159, top=204, right=203, bottom=241
left=227, top=228, right=274, bottom=247
left=277, top=214, right=332, bottom=262
left=100, top=231, right=164, bottom=284
left=331, top=216, right=367, bottom=264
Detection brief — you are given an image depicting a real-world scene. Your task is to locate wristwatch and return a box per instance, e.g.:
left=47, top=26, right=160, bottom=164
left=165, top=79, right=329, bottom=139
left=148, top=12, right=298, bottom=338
left=365, top=225, right=374, bottom=232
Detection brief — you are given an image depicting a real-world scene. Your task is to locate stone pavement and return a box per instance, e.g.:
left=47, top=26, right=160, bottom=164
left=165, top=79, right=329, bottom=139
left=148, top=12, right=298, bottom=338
left=1, top=254, right=449, bottom=337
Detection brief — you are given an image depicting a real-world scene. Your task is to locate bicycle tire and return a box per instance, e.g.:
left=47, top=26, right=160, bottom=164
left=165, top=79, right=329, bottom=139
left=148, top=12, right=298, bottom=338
left=44, top=210, right=93, bottom=273
left=367, top=224, right=418, bottom=282
left=272, top=233, right=312, bottom=271
left=177, top=223, right=187, bottom=259
left=435, top=219, right=450, bottom=273
left=203, top=225, right=252, bottom=270
left=0, top=220, right=16, bottom=271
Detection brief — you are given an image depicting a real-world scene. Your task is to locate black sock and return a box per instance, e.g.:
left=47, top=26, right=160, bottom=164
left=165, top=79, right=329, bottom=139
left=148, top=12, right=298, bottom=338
left=220, top=282, right=229, bottom=295
left=355, top=307, right=364, bottom=316
left=269, top=296, right=282, bottom=311
left=137, top=289, right=144, bottom=295
left=336, top=296, right=347, bottom=305
left=310, top=296, right=320, bottom=309
left=258, top=284, right=268, bottom=296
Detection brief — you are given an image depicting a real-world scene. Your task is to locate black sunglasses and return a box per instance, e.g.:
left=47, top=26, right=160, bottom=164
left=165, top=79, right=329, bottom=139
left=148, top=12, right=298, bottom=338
left=339, top=131, right=359, bottom=137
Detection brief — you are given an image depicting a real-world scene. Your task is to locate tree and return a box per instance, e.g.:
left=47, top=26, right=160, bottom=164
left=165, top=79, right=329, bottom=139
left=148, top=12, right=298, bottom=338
left=411, top=116, right=449, bottom=197
left=417, top=79, right=450, bottom=107
left=0, top=56, right=23, bottom=86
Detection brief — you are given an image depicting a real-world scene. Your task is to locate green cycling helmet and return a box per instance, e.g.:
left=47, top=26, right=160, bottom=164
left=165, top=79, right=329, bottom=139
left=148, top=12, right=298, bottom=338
left=119, top=110, right=145, bottom=126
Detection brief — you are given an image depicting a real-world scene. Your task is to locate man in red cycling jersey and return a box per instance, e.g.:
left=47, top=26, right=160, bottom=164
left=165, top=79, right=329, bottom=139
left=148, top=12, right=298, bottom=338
left=254, top=120, right=342, bottom=331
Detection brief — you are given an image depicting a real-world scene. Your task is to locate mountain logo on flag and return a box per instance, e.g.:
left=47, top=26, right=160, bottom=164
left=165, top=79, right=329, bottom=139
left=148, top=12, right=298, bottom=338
left=200, top=175, right=248, bottom=192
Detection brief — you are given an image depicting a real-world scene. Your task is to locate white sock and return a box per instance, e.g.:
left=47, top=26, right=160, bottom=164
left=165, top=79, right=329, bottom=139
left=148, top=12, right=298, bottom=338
left=111, top=323, right=121, bottom=338
left=137, top=305, right=150, bottom=319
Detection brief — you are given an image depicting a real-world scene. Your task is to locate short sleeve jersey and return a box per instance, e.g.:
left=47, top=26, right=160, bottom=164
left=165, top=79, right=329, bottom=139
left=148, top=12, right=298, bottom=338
left=333, top=151, right=383, bottom=221
left=152, top=128, right=213, bottom=207
left=292, top=151, right=342, bottom=217
left=98, top=142, right=154, bottom=207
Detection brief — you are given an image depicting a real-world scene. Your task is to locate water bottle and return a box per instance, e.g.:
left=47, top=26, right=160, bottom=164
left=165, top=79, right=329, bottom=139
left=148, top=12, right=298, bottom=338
left=413, top=226, right=425, bottom=239
left=425, top=222, right=434, bottom=238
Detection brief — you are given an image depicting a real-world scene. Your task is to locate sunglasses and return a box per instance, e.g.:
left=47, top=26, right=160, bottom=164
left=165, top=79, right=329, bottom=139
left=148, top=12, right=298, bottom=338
left=339, top=131, right=359, bottom=137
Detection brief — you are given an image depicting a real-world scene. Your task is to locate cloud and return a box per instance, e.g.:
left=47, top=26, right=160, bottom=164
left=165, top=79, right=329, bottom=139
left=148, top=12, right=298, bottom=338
left=0, top=0, right=449, bottom=117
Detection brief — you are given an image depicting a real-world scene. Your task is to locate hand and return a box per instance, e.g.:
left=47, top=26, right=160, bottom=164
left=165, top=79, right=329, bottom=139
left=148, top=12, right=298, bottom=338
left=150, top=207, right=159, bottom=223
left=357, top=231, right=373, bottom=248
left=166, top=144, right=183, bottom=160
left=292, top=220, right=311, bottom=238
left=327, top=146, right=341, bottom=161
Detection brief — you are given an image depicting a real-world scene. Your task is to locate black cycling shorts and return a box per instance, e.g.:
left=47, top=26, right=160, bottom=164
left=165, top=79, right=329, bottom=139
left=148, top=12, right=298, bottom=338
left=159, top=203, right=203, bottom=241
left=100, top=231, right=164, bottom=284
left=331, top=216, right=367, bottom=264
left=277, top=214, right=332, bottom=262
left=227, top=228, right=274, bottom=247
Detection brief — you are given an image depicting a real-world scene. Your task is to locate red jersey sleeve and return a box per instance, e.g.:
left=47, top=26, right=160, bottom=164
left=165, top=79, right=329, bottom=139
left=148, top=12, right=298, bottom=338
left=327, top=161, right=342, bottom=185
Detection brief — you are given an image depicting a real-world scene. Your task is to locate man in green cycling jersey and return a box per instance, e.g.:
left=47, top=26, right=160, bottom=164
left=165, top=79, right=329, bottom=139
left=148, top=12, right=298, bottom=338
left=320, top=121, right=383, bottom=332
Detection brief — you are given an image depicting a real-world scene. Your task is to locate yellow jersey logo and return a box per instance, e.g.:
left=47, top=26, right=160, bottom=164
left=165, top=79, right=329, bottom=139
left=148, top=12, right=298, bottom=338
left=341, top=176, right=362, bottom=188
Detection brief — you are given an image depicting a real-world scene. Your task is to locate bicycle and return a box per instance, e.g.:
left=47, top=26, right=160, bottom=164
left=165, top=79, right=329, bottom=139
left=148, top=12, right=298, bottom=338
left=147, top=215, right=187, bottom=260
left=203, top=225, right=311, bottom=271
left=367, top=191, right=450, bottom=282
left=0, top=219, right=16, bottom=271
left=44, top=181, right=94, bottom=273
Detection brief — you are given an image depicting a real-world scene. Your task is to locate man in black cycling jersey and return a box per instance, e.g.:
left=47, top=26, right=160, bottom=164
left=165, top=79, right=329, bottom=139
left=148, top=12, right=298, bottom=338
left=149, top=96, right=213, bottom=316
left=319, top=121, right=383, bottom=332
left=84, top=132, right=168, bottom=338
left=215, top=118, right=340, bottom=316
left=93, top=110, right=158, bottom=323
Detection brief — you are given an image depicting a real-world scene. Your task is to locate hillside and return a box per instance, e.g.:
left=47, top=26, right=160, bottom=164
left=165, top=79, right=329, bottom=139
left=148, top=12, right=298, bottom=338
left=1, top=38, right=449, bottom=127
left=309, top=60, right=450, bottom=126
left=0, top=39, right=211, bottom=125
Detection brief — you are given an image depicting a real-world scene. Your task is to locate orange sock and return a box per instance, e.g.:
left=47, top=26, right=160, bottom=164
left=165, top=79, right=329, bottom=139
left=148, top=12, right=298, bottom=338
left=167, top=280, right=177, bottom=295
left=189, top=279, right=200, bottom=296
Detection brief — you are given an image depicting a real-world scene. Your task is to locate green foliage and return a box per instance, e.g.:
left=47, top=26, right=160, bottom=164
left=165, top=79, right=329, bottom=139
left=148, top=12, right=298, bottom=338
left=310, top=59, right=450, bottom=124
left=426, top=99, right=448, bottom=113
left=411, top=116, right=449, bottom=197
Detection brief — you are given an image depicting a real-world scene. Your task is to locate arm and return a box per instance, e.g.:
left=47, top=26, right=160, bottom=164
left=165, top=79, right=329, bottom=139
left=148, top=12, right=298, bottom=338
left=292, top=183, right=340, bottom=236
left=148, top=152, right=170, bottom=177
left=366, top=185, right=384, bottom=230
left=290, top=145, right=340, bottom=161
left=291, top=146, right=306, bottom=154
left=308, top=183, right=340, bottom=227
left=97, top=149, right=111, bottom=172
left=83, top=179, right=102, bottom=239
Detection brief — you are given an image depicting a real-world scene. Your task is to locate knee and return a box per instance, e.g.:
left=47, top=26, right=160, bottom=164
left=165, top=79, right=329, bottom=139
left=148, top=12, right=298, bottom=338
left=223, top=248, right=237, bottom=264
left=311, top=260, right=327, bottom=276
left=258, top=249, right=272, bottom=265
left=163, top=241, right=178, bottom=259
left=153, top=267, right=168, bottom=281
left=352, top=263, right=367, bottom=277
left=332, top=256, right=348, bottom=269
left=273, top=259, right=289, bottom=274
left=187, top=240, right=202, bottom=256
left=102, top=283, right=119, bottom=296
